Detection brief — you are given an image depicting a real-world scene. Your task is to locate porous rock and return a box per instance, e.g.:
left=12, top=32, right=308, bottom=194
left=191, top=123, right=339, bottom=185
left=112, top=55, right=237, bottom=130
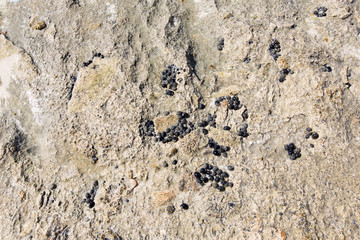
left=0, top=1, right=359, bottom=239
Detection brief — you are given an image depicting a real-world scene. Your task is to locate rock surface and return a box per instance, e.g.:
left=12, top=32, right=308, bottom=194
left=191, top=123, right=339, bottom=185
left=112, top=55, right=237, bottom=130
left=1, top=0, right=360, bottom=239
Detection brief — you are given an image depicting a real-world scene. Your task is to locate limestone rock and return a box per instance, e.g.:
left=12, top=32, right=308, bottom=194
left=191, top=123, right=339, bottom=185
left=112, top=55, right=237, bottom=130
left=0, top=0, right=360, bottom=239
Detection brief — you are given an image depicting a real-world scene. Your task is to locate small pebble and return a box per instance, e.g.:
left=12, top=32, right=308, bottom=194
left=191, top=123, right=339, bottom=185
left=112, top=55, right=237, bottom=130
left=217, top=38, right=225, bottom=51
left=242, top=110, right=249, bottom=120
left=198, top=121, right=208, bottom=127
left=163, top=161, right=169, bottom=167
left=314, top=6, right=327, bottom=17
left=201, top=163, right=209, bottom=169
left=213, top=150, right=221, bottom=156
left=167, top=205, right=176, bottom=214
left=34, top=20, right=47, bottom=30
left=321, top=64, right=332, bottom=72
left=312, top=132, right=319, bottom=139
left=202, top=128, right=208, bottom=135
left=223, top=126, right=231, bottom=131
left=285, top=142, right=301, bottom=160
left=198, top=103, right=206, bottom=109
left=89, top=201, right=95, bottom=208
left=129, top=179, right=138, bottom=189
left=227, top=166, right=234, bottom=171
left=310, top=144, right=314, bottom=148
left=166, top=90, right=174, bottom=96
left=294, top=148, right=301, bottom=154
left=93, top=180, right=99, bottom=187
left=305, top=127, right=312, bottom=132
left=269, top=39, right=281, bottom=61
left=172, top=160, right=178, bottom=165
left=180, top=203, right=189, bottom=210
left=220, top=180, right=227, bottom=186
left=278, top=68, right=292, bottom=82
left=221, top=172, right=229, bottom=178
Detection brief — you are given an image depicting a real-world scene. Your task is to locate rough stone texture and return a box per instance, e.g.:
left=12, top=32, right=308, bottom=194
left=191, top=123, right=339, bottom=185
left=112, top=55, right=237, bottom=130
left=0, top=0, right=360, bottom=239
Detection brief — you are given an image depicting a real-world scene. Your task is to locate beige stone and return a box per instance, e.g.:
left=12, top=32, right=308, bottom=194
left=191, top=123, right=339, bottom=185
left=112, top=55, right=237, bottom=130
left=154, top=114, right=178, bottom=133
left=153, top=191, right=176, bottom=206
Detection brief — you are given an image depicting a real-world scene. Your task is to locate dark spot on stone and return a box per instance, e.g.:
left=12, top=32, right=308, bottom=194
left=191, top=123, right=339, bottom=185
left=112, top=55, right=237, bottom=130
left=166, top=90, right=174, bottom=96
left=167, top=205, right=176, bottom=214
left=242, top=109, right=248, bottom=120
left=180, top=203, right=189, bottom=210
left=314, top=6, right=327, bottom=17
left=269, top=39, right=281, bottom=61
left=194, top=172, right=201, bottom=178
left=198, top=103, right=206, bottom=109
left=321, top=64, right=332, bottom=72
left=285, top=143, right=301, bottom=160
left=312, top=132, right=319, bottom=139
left=50, top=183, right=57, bottom=190
left=202, top=128, right=208, bottom=135
left=217, top=38, right=224, bottom=51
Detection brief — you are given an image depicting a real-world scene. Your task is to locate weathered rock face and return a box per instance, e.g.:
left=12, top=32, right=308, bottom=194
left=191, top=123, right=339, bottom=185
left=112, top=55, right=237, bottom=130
left=0, top=0, right=360, bottom=239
